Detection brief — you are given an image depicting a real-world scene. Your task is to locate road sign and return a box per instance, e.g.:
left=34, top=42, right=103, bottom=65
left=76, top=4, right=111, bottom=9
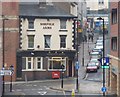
left=99, top=57, right=110, bottom=69
left=101, top=87, right=107, bottom=92
left=0, top=70, right=12, bottom=76
left=75, top=61, right=80, bottom=70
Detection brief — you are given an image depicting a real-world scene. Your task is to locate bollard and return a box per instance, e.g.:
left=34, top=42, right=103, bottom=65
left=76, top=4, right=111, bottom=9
left=71, top=89, right=75, bottom=97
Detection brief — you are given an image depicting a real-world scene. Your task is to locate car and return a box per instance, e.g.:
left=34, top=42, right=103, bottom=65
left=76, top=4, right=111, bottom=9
left=95, top=45, right=103, bottom=50
left=86, top=62, right=98, bottom=73
left=90, top=58, right=100, bottom=69
left=98, top=36, right=103, bottom=40
left=92, top=47, right=102, bottom=53
left=90, top=51, right=102, bottom=59
left=96, top=42, right=103, bottom=46
left=96, top=39, right=103, bottom=44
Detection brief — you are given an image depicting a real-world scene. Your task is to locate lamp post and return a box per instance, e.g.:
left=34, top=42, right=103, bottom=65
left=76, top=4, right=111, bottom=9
left=97, top=17, right=105, bottom=96
left=2, top=15, right=9, bottom=96
left=82, top=34, right=84, bottom=66
left=76, top=20, right=79, bottom=91
left=10, top=65, right=14, bottom=92
left=61, top=64, right=65, bottom=89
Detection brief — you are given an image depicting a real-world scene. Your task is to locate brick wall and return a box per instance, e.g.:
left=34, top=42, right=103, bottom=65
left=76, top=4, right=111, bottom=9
left=2, top=2, right=19, bottom=81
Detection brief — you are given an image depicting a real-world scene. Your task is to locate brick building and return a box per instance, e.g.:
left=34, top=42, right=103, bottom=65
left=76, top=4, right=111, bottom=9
left=108, top=1, right=120, bottom=96
left=1, top=1, right=19, bottom=82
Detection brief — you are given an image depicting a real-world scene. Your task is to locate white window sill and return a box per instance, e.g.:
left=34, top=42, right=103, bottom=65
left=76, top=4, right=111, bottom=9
left=22, top=69, right=46, bottom=71
left=48, top=69, right=66, bottom=72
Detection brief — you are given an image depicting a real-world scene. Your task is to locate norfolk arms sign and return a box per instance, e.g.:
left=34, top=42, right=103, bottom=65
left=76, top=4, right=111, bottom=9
left=40, top=23, right=54, bottom=29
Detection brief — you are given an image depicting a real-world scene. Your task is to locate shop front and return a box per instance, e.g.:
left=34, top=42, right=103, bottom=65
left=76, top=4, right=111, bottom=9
left=16, top=50, right=76, bottom=81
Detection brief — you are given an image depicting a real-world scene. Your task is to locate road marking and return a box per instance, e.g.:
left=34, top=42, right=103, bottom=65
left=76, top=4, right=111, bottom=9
left=38, top=91, right=47, bottom=95
left=84, top=73, right=88, bottom=80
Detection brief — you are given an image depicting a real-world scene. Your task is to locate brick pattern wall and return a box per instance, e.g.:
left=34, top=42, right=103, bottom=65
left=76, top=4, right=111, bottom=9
left=2, top=2, right=19, bottom=81
left=110, top=2, right=119, bottom=57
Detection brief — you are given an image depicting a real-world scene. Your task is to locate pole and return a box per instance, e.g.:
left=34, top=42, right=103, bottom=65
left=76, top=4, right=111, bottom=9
left=10, top=74, right=12, bottom=92
left=102, top=18, right=105, bottom=96
left=61, top=69, right=63, bottom=88
left=76, top=20, right=79, bottom=91
left=2, top=17, right=5, bottom=96
left=82, top=37, right=84, bottom=66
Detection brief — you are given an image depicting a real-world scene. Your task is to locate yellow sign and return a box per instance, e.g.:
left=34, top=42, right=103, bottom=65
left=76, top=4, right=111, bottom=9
left=78, top=28, right=83, bottom=33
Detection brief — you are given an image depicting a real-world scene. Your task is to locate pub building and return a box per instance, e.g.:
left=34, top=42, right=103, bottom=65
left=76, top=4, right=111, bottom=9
left=17, top=3, right=77, bottom=80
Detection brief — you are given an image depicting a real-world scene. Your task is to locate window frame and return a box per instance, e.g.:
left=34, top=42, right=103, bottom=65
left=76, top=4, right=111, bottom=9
left=36, top=57, right=43, bottom=70
left=111, top=37, right=117, bottom=51
left=60, top=19, right=67, bottom=29
left=48, top=57, right=66, bottom=71
left=60, top=35, right=66, bottom=48
left=111, top=8, right=117, bottom=24
left=44, top=35, right=51, bottom=49
left=28, top=19, right=34, bottom=29
left=28, top=35, right=34, bottom=49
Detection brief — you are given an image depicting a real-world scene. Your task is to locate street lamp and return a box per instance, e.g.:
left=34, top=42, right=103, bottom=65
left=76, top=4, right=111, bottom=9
left=2, top=15, right=9, bottom=96
left=97, top=17, right=105, bottom=96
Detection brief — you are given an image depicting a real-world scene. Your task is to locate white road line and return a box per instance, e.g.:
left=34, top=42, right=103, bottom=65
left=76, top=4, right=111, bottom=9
left=38, top=91, right=47, bottom=95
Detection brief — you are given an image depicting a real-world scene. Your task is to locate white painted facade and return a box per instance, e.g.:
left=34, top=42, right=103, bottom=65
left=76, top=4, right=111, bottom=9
left=86, top=0, right=108, bottom=10
left=21, top=18, right=74, bottom=50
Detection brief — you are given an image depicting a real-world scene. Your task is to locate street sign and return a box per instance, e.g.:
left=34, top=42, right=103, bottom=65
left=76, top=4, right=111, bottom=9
left=101, top=87, right=107, bottom=93
left=75, top=61, right=80, bottom=70
left=0, top=70, right=12, bottom=76
left=99, top=57, right=110, bottom=69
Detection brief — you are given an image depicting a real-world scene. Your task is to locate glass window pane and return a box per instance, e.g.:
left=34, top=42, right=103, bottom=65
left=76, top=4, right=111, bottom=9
left=28, top=62, right=31, bottom=69
left=22, top=57, right=26, bottom=69
left=44, top=35, right=51, bottom=48
left=60, top=19, right=66, bottom=29
left=60, top=36, right=66, bottom=48
left=37, top=62, right=41, bottom=69
left=28, top=19, right=34, bottom=29
left=28, top=35, right=34, bottom=48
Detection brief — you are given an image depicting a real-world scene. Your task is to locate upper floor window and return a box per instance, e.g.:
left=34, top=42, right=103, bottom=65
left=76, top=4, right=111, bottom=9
left=44, top=35, right=51, bottom=49
left=60, top=35, right=66, bottom=48
left=28, top=35, right=34, bottom=49
left=60, top=19, right=67, bottom=29
left=111, top=9, right=117, bottom=24
left=28, top=19, right=34, bottom=29
left=111, top=37, right=117, bottom=51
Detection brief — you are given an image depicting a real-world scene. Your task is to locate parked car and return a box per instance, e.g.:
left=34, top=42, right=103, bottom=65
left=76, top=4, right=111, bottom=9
left=98, top=36, right=103, bottom=40
left=95, top=45, right=103, bottom=50
left=90, top=51, right=102, bottom=59
left=96, top=39, right=103, bottom=44
left=90, top=58, right=100, bottom=69
left=92, top=47, right=102, bottom=53
left=96, top=42, right=103, bottom=46
left=86, top=62, right=98, bottom=73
